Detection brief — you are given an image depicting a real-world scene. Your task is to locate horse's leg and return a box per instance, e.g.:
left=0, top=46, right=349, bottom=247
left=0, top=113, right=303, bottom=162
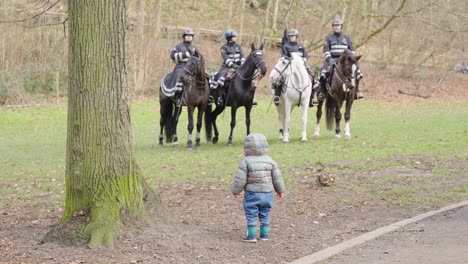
left=245, top=104, right=252, bottom=136
left=314, top=101, right=323, bottom=137
left=172, top=106, right=182, bottom=146
left=186, top=106, right=194, bottom=150
left=300, top=97, right=308, bottom=142
left=335, top=102, right=342, bottom=138
left=228, top=106, right=238, bottom=146
left=195, top=106, right=204, bottom=147
left=211, top=106, right=224, bottom=144
left=158, top=104, right=165, bottom=146
left=344, top=98, right=354, bottom=139
left=276, top=102, right=284, bottom=140
left=283, top=100, right=291, bottom=143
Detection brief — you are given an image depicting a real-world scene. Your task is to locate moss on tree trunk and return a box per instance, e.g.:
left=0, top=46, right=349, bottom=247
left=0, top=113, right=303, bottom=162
left=60, top=0, right=152, bottom=247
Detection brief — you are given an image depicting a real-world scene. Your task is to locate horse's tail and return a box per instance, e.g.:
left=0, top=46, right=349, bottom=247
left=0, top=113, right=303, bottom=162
left=325, top=98, right=334, bottom=130
left=164, top=101, right=174, bottom=143
left=204, top=103, right=212, bottom=142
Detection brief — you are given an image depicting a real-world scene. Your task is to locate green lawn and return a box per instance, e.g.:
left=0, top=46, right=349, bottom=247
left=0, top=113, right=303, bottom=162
left=1, top=96, right=467, bottom=208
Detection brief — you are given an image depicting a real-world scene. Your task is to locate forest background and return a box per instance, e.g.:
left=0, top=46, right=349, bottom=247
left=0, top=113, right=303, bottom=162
left=0, top=0, right=467, bottom=105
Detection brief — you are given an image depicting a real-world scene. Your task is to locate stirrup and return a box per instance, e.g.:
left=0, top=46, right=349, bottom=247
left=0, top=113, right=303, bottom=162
left=216, top=97, right=223, bottom=106
left=208, top=95, right=215, bottom=105
left=273, top=96, right=280, bottom=105
left=355, top=92, right=365, bottom=100
left=318, top=92, right=325, bottom=102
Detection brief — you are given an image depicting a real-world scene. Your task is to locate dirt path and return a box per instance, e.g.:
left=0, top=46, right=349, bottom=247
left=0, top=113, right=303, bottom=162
left=322, top=205, right=468, bottom=264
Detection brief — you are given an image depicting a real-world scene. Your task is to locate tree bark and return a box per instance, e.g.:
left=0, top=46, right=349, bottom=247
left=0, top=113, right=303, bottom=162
left=272, top=0, right=279, bottom=32
left=63, top=0, right=152, bottom=248
left=154, top=0, right=163, bottom=38
left=135, top=0, right=146, bottom=92
left=239, top=0, right=246, bottom=44
left=227, top=0, right=234, bottom=29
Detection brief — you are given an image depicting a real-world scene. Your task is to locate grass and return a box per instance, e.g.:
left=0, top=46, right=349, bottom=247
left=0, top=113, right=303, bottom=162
left=0, top=96, right=467, bottom=209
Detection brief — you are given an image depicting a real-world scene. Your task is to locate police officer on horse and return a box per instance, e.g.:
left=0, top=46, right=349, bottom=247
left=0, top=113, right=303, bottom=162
left=210, top=29, right=245, bottom=105
left=316, top=19, right=364, bottom=102
left=166, top=28, right=198, bottom=107
left=273, top=28, right=315, bottom=107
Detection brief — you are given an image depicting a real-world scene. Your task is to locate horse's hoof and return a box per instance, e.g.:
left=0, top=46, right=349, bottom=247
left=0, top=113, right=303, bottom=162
left=173, top=142, right=180, bottom=147
left=335, top=134, right=341, bottom=139
left=187, top=147, right=193, bottom=151
left=213, top=137, right=218, bottom=144
left=283, top=139, right=290, bottom=143
left=301, top=138, right=308, bottom=142
left=344, top=134, right=351, bottom=139
left=313, top=134, right=319, bottom=138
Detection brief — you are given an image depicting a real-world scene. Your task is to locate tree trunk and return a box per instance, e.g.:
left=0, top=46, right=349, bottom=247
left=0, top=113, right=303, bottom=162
left=239, top=0, right=246, bottom=44
left=154, top=0, right=163, bottom=38
left=294, top=0, right=301, bottom=28
left=227, top=0, right=234, bottom=29
left=272, top=0, right=279, bottom=32
left=63, top=0, right=152, bottom=248
left=135, top=0, right=146, bottom=92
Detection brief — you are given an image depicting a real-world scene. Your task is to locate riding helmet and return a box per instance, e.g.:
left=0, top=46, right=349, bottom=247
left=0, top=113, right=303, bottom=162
left=332, top=19, right=343, bottom=26
left=182, top=28, right=195, bottom=38
left=224, top=30, right=238, bottom=40
left=288, top=28, right=299, bottom=37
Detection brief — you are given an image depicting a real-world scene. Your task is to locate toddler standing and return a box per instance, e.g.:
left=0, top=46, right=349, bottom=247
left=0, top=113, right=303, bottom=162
left=231, top=133, right=285, bottom=242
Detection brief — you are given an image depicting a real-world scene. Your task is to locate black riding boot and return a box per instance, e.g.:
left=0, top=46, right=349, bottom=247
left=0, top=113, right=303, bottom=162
left=272, top=83, right=281, bottom=106
left=318, top=77, right=326, bottom=102
left=355, top=87, right=364, bottom=100
left=175, top=92, right=182, bottom=107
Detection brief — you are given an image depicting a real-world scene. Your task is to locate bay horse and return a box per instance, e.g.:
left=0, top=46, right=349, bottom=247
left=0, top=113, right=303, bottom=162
left=269, top=53, right=312, bottom=143
left=314, top=49, right=361, bottom=139
left=205, top=43, right=267, bottom=145
left=158, top=51, right=210, bottom=149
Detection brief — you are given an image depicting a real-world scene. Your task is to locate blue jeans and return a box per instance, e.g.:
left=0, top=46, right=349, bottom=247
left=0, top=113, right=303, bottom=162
left=243, top=192, right=273, bottom=226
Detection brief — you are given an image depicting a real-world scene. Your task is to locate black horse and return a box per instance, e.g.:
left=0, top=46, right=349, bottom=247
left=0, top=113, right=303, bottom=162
left=314, top=49, right=361, bottom=139
left=205, top=43, right=267, bottom=145
left=159, top=51, right=210, bottom=149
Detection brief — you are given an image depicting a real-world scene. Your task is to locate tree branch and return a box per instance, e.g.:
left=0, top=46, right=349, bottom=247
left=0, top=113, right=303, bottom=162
left=0, top=0, right=61, bottom=24
left=356, top=0, right=408, bottom=49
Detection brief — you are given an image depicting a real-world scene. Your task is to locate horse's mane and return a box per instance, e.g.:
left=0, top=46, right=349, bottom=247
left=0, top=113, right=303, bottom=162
left=194, top=53, right=206, bottom=83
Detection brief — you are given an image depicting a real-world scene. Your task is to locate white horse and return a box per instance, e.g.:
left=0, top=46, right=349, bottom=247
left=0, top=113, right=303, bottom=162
left=269, top=53, right=312, bottom=143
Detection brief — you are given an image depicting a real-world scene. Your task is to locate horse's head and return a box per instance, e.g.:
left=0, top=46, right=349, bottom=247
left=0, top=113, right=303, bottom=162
left=181, top=51, right=203, bottom=84
left=248, top=42, right=267, bottom=76
left=269, top=56, right=291, bottom=85
left=338, top=49, right=361, bottom=88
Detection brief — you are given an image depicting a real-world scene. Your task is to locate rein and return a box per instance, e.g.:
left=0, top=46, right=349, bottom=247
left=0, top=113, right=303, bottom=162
left=333, top=61, right=355, bottom=90
left=275, top=57, right=311, bottom=107
left=236, top=52, right=266, bottom=81
left=183, top=57, right=206, bottom=91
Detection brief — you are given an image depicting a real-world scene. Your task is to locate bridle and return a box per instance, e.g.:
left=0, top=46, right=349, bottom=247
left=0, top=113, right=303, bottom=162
left=333, top=58, right=356, bottom=90
left=272, top=56, right=311, bottom=107
left=271, top=57, right=292, bottom=84
left=182, top=56, right=206, bottom=90
left=236, top=51, right=266, bottom=81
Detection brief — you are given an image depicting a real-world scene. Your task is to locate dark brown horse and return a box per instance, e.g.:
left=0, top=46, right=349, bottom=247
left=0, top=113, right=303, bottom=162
left=158, top=51, right=210, bottom=149
left=205, top=43, right=267, bottom=145
left=314, top=50, right=361, bottom=139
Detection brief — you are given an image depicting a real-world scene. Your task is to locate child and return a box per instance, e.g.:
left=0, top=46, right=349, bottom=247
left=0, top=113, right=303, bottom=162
left=231, top=133, right=285, bottom=242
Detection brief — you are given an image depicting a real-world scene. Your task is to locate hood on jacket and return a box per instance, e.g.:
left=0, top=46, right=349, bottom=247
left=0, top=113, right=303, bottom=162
left=244, top=133, right=268, bottom=156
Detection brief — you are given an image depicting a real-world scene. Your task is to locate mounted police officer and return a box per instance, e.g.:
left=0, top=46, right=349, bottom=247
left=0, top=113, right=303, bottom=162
left=210, top=29, right=245, bottom=106
left=273, top=28, right=315, bottom=107
left=165, top=28, right=198, bottom=107
left=316, top=19, right=364, bottom=101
